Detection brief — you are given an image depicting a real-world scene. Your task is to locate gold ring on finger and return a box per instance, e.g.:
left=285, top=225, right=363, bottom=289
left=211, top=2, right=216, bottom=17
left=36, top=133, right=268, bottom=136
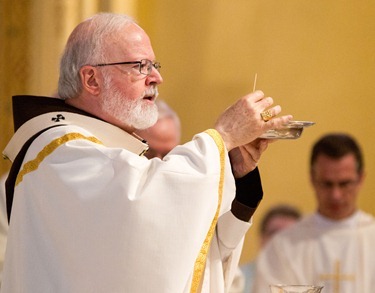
left=260, top=110, right=273, bottom=122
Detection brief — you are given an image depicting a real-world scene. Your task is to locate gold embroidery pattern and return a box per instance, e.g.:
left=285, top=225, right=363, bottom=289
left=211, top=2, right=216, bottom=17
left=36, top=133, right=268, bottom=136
left=15, top=133, right=102, bottom=186
left=190, top=129, right=225, bottom=293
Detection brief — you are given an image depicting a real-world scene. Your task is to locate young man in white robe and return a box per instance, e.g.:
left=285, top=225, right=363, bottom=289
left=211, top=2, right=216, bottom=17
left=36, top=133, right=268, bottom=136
left=1, top=13, right=293, bottom=293
left=252, top=133, right=375, bottom=293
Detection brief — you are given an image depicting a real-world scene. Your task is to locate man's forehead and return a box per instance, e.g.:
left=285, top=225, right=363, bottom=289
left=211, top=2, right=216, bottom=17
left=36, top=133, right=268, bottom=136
left=109, top=26, right=154, bottom=59
left=313, top=154, right=359, bottom=177
left=314, top=153, right=356, bottom=166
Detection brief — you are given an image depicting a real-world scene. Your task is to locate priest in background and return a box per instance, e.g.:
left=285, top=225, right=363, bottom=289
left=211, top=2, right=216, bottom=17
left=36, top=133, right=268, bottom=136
left=136, top=99, right=181, bottom=159
left=252, top=133, right=375, bottom=293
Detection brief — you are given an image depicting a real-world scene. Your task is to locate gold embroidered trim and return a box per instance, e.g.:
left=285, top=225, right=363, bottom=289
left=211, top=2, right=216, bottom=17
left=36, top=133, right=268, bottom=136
left=190, top=129, right=225, bottom=293
left=15, top=133, right=102, bottom=186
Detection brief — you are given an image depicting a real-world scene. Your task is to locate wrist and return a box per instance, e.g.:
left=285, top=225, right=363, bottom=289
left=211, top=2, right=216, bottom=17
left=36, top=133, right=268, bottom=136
left=235, top=167, right=263, bottom=208
left=213, top=126, right=234, bottom=152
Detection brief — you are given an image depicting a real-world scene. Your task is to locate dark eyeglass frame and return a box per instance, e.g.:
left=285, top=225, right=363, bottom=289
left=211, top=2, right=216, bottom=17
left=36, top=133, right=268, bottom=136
left=93, top=59, right=161, bottom=76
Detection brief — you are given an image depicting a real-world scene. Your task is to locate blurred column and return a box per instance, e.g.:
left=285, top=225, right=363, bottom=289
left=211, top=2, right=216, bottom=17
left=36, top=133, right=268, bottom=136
left=0, top=0, right=31, bottom=175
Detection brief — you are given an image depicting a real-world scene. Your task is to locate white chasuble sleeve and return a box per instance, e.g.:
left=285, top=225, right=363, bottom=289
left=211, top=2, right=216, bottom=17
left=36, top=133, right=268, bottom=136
left=2, top=125, right=237, bottom=293
left=201, top=211, right=251, bottom=293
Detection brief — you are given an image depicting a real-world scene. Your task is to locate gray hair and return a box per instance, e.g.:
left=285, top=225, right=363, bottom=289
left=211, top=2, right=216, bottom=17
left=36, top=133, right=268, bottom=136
left=156, top=100, right=179, bottom=121
left=57, top=13, right=135, bottom=100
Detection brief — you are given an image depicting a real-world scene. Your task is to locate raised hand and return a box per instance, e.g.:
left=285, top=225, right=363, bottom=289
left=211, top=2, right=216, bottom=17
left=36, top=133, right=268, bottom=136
left=214, top=90, right=292, bottom=151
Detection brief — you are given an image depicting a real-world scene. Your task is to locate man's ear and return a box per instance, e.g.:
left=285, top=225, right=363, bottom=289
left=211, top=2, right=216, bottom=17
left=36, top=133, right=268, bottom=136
left=309, top=169, right=315, bottom=185
left=80, top=66, right=101, bottom=95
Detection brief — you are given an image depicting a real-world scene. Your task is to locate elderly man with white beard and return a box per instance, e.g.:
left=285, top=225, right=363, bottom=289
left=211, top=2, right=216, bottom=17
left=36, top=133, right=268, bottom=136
left=2, top=13, right=292, bottom=293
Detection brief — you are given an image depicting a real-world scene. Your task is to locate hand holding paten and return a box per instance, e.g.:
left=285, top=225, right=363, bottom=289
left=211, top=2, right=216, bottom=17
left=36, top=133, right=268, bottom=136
left=214, top=90, right=293, bottom=151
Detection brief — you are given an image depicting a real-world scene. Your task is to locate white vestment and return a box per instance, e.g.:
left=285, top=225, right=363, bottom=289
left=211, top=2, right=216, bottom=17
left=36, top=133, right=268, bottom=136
left=2, top=120, right=251, bottom=293
left=252, top=211, right=375, bottom=293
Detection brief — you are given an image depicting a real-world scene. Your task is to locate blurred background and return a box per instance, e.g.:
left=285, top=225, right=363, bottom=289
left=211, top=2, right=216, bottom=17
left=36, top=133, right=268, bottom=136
left=1, top=0, right=374, bottom=264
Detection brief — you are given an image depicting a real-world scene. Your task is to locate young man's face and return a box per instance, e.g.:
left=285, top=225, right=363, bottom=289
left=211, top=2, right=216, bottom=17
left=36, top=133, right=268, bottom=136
left=311, top=153, right=364, bottom=220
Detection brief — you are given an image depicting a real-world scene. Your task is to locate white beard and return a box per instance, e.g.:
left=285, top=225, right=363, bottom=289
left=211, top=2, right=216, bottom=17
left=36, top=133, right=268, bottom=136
left=101, top=76, right=158, bottom=129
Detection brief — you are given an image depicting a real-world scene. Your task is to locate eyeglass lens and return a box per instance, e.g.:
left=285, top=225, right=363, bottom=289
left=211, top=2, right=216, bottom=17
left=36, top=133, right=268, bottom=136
left=140, top=59, right=161, bottom=75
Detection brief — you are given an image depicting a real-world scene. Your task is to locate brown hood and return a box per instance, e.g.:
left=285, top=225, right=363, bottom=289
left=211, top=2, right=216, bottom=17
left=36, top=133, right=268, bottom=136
left=11, top=95, right=95, bottom=132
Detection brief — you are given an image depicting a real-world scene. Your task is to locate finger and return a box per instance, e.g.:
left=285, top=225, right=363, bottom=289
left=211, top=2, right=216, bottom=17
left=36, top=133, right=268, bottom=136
left=268, top=105, right=281, bottom=116
left=260, top=105, right=283, bottom=121
left=265, top=114, right=293, bottom=130
left=242, top=142, right=263, bottom=162
left=257, top=96, right=274, bottom=109
left=258, top=139, right=269, bottom=153
left=247, top=90, right=265, bottom=103
left=248, top=138, right=269, bottom=151
left=239, top=147, right=258, bottom=171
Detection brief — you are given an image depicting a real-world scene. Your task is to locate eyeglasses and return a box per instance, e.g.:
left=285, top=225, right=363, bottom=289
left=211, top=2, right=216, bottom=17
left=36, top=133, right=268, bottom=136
left=93, top=59, right=161, bottom=76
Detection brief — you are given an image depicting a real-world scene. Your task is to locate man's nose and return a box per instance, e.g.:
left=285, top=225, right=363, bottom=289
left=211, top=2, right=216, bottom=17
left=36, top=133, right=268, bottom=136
left=146, top=67, right=163, bottom=85
left=330, top=185, right=345, bottom=200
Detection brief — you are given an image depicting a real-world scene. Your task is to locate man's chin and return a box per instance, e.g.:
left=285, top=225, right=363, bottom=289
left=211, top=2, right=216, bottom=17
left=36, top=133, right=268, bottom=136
left=133, top=117, right=158, bottom=130
left=130, top=108, right=158, bottom=129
